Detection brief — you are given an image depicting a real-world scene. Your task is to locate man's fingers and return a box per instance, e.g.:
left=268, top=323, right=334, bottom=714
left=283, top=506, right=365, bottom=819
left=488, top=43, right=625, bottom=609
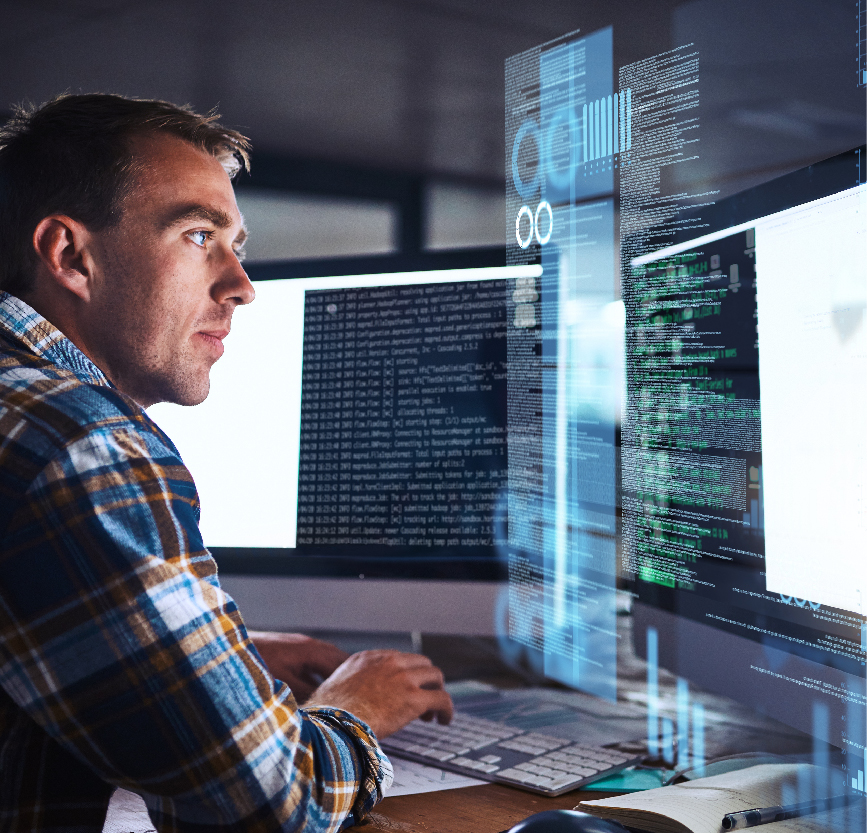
left=368, top=650, right=434, bottom=670
left=281, top=673, right=316, bottom=702
left=304, top=648, right=452, bottom=738
left=403, top=664, right=446, bottom=692
left=416, top=688, right=453, bottom=724
left=304, top=644, right=351, bottom=677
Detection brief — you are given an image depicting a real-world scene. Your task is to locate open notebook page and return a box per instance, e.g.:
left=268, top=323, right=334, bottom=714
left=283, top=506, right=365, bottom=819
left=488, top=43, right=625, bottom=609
left=577, top=764, right=854, bottom=833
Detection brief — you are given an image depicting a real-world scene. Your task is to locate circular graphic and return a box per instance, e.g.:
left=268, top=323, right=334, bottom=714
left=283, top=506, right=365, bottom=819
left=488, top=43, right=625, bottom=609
left=511, top=119, right=541, bottom=200
left=515, top=205, right=534, bottom=249
left=534, top=200, right=553, bottom=245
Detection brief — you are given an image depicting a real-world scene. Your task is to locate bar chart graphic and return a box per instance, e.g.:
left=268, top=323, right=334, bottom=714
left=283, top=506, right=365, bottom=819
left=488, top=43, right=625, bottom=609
left=852, top=747, right=867, bottom=792
left=646, top=626, right=705, bottom=772
left=582, top=88, right=632, bottom=164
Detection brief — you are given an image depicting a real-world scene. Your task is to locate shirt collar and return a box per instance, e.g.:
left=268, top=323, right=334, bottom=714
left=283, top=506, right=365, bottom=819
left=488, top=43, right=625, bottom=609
left=0, top=291, right=114, bottom=388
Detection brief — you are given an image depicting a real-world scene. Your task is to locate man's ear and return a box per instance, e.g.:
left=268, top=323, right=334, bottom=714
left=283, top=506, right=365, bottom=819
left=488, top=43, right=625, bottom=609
left=31, top=215, right=97, bottom=303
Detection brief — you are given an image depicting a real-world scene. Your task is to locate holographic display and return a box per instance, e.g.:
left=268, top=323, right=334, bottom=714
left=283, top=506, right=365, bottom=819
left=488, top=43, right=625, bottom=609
left=505, top=20, right=865, bottom=822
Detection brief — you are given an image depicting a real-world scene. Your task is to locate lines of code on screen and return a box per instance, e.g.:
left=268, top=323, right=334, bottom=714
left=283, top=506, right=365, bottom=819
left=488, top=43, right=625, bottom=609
left=623, top=230, right=761, bottom=591
left=296, top=281, right=509, bottom=548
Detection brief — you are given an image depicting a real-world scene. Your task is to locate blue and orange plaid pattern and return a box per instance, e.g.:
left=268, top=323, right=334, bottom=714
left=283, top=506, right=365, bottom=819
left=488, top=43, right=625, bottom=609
left=0, top=292, right=392, bottom=831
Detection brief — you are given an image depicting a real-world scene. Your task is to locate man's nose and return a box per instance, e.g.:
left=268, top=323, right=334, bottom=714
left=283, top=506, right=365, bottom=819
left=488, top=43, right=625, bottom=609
left=215, top=253, right=256, bottom=307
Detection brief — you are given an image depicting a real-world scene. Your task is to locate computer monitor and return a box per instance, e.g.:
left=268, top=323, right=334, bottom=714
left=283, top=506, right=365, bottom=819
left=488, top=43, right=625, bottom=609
left=147, top=250, right=535, bottom=636
left=625, top=147, right=866, bottom=760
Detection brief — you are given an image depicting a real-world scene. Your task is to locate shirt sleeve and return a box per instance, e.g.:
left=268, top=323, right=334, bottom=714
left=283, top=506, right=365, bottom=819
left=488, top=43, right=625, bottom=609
left=0, top=420, right=392, bottom=832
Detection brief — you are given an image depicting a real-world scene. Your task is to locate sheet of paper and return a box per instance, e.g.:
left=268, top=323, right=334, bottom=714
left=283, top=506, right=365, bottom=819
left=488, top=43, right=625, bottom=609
left=386, top=756, right=485, bottom=797
left=104, top=764, right=484, bottom=826
left=103, top=789, right=155, bottom=833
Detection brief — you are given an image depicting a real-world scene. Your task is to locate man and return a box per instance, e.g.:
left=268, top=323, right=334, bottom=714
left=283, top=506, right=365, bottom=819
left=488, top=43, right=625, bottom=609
left=0, top=94, right=452, bottom=831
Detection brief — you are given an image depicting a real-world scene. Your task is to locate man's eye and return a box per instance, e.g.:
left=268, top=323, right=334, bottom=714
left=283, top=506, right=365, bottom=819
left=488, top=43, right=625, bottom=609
left=189, top=230, right=210, bottom=247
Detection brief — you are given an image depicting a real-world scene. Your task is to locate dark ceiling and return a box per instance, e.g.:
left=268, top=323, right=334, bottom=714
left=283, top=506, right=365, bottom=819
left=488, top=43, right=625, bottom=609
left=0, top=0, right=863, bottom=197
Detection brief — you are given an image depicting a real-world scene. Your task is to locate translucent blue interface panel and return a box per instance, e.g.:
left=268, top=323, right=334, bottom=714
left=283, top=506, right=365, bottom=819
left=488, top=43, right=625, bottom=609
left=505, top=27, right=620, bottom=700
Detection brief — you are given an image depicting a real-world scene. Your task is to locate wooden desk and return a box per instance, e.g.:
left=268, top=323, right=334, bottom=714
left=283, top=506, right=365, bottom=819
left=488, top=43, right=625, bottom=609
left=358, top=783, right=620, bottom=833
left=348, top=631, right=813, bottom=832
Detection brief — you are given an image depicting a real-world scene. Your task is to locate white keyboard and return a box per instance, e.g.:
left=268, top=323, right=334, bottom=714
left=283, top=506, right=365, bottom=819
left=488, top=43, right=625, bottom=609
left=382, top=712, right=641, bottom=796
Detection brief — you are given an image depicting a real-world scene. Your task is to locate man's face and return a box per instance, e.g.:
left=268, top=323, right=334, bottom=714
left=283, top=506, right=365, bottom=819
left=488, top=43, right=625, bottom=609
left=83, top=132, right=254, bottom=408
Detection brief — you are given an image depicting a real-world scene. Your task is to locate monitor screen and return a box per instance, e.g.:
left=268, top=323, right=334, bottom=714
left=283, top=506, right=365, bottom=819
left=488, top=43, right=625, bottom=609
left=625, top=149, right=866, bottom=756
left=148, top=263, right=541, bottom=580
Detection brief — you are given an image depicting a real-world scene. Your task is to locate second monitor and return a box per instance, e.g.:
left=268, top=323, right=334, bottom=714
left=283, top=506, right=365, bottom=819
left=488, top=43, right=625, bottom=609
left=148, top=260, right=543, bottom=632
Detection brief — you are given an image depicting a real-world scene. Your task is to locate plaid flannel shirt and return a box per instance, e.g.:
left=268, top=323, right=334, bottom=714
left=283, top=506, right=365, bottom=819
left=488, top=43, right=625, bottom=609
left=0, top=292, right=392, bottom=832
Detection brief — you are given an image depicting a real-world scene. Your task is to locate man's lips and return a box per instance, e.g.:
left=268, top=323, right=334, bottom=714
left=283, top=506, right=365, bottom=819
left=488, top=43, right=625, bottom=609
left=196, top=329, right=229, bottom=356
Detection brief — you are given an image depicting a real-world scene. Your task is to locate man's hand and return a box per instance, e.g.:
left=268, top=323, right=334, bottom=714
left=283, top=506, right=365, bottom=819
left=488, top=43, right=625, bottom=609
left=304, top=650, right=453, bottom=739
left=248, top=631, right=350, bottom=702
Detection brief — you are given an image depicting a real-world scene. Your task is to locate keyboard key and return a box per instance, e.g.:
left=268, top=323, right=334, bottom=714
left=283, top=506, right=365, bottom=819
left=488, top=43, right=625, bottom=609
left=594, top=751, right=630, bottom=764
left=547, top=775, right=581, bottom=790
left=530, top=765, right=563, bottom=779
left=418, top=748, right=456, bottom=762
left=479, top=754, right=502, bottom=764
left=429, top=742, right=470, bottom=755
left=558, top=756, right=601, bottom=773
left=563, top=744, right=595, bottom=755
left=522, top=733, right=568, bottom=750
left=400, top=723, right=438, bottom=736
left=383, top=738, right=415, bottom=751
left=468, top=737, right=501, bottom=750
left=498, top=740, right=547, bottom=755
left=537, top=759, right=572, bottom=774
left=498, top=768, right=544, bottom=784
left=451, top=756, right=475, bottom=767
left=565, top=765, right=599, bottom=777
left=452, top=715, right=519, bottom=735
left=397, top=729, right=439, bottom=743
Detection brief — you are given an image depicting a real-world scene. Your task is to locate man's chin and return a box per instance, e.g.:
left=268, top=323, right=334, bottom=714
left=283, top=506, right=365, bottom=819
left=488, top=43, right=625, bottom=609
left=173, top=383, right=210, bottom=408
left=176, top=390, right=210, bottom=407
left=149, top=374, right=211, bottom=408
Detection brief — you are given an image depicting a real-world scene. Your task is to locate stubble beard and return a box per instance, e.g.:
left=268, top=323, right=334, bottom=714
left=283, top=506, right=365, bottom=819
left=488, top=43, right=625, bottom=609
left=89, top=255, right=214, bottom=409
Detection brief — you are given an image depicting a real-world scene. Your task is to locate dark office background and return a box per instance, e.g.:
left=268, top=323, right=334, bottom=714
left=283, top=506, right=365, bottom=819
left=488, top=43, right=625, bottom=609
left=0, top=0, right=862, bottom=264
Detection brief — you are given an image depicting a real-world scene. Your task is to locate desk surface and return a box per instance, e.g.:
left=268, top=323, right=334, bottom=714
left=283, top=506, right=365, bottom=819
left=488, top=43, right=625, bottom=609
left=338, top=628, right=813, bottom=832
left=360, top=783, right=619, bottom=833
